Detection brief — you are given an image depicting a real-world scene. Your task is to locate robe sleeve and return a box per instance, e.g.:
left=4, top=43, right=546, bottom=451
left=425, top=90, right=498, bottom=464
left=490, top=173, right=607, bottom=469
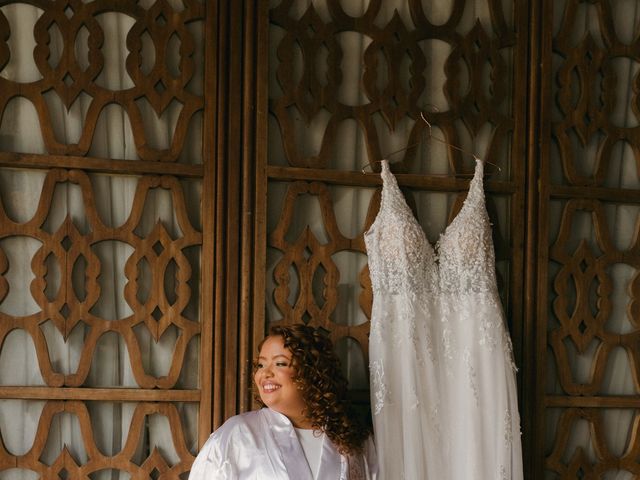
left=188, top=433, right=236, bottom=480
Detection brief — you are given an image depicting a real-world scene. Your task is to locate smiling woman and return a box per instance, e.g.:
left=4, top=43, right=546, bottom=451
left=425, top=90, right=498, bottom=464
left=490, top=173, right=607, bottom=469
left=189, top=324, right=378, bottom=480
left=254, top=334, right=310, bottom=427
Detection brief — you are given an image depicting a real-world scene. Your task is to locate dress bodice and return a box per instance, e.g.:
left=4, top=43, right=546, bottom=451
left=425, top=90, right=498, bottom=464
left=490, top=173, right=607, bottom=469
left=364, top=160, right=438, bottom=299
left=435, top=160, right=498, bottom=297
left=364, top=159, right=497, bottom=298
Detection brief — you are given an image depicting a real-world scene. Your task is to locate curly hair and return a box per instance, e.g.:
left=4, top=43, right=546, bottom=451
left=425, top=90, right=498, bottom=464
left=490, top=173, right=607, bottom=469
left=254, top=324, right=370, bottom=455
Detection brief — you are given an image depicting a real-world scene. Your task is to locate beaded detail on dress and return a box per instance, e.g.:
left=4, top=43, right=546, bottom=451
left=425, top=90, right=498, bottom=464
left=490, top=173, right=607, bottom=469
left=365, top=159, right=498, bottom=299
left=366, top=160, right=507, bottom=352
left=436, top=160, right=499, bottom=297
left=364, top=160, right=438, bottom=299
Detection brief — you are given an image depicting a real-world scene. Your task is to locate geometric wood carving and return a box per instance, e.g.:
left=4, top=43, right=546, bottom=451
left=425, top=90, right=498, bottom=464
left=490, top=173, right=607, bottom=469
left=0, top=0, right=204, bottom=161
left=269, top=0, right=515, bottom=174
left=544, top=0, right=640, bottom=476
left=0, top=401, right=194, bottom=478
left=0, top=170, right=202, bottom=389
left=0, top=1, right=208, bottom=478
left=269, top=181, right=374, bottom=358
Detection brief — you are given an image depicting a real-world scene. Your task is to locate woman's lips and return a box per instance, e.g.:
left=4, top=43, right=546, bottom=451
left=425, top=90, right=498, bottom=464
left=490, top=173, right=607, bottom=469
left=262, top=382, right=281, bottom=393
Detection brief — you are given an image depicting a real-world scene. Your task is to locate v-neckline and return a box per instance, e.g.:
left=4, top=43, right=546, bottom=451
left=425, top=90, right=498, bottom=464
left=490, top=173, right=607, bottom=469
left=364, top=158, right=484, bottom=251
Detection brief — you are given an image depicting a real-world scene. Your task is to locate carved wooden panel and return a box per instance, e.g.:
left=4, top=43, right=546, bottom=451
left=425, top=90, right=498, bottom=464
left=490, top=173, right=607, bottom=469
left=268, top=180, right=376, bottom=354
left=540, top=0, right=640, bottom=477
left=0, top=401, right=195, bottom=478
left=265, top=0, right=527, bottom=406
left=0, top=0, right=212, bottom=478
left=269, top=0, right=518, bottom=175
left=0, top=170, right=201, bottom=389
left=0, top=168, right=204, bottom=477
left=0, top=0, right=204, bottom=162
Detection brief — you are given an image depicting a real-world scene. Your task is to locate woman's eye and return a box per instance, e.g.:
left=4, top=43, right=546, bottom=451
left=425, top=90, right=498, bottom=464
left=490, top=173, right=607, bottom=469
left=255, top=363, right=263, bottom=369
left=276, top=362, right=289, bottom=367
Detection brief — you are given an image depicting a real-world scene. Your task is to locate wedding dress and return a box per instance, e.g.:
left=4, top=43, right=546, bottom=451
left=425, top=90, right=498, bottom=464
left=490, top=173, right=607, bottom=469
left=364, top=159, right=523, bottom=480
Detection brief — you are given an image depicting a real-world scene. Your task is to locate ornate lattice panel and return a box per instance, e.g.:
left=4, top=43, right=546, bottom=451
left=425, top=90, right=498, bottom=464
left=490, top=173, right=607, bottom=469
left=265, top=0, right=527, bottom=402
left=541, top=1, right=640, bottom=477
left=0, top=1, right=210, bottom=478
left=0, top=170, right=202, bottom=389
left=0, top=0, right=204, bottom=162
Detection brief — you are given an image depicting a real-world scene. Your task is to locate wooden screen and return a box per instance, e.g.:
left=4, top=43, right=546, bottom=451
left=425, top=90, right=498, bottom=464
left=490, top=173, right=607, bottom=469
left=261, top=0, right=528, bottom=419
left=0, top=0, right=214, bottom=478
left=536, top=1, right=640, bottom=478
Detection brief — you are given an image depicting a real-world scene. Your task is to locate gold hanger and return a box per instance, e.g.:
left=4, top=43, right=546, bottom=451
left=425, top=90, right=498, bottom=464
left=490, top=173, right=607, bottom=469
left=361, top=111, right=501, bottom=174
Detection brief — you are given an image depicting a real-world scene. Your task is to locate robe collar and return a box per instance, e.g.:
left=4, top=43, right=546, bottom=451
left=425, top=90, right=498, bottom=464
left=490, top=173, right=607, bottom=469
left=261, top=408, right=344, bottom=479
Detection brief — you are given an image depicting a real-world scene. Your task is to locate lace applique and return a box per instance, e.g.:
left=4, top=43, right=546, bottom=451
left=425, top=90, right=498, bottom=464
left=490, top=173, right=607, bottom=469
left=463, top=348, right=480, bottom=406
left=409, top=384, right=419, bottom=410
left=437, top=160, right=499, bottom=298
left=504, top=409, right=513, bottom=448
left=405, top=300, right=426, bottom=366
left=502, top=329, right=518, bottom=372
left=429, top=401, right=442, bottom=439
left=369, top=313, right=383, bottom=345
left=478, top=311, right=501, bottom=351
left=500, top=465, right=508, bottom=480
left=365, top=161, right=438, bottom=299
left=370, top=359, right=388, bottom=415
left=424, top=331, right=436, bottom=364
left=371, top=292, right=429, bottom=357
left=442, top=324, right=455, bottom=374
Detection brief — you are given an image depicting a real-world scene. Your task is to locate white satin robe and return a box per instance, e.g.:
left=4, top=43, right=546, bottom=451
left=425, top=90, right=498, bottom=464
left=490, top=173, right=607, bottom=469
left=189, top=408, right=378, bottom=480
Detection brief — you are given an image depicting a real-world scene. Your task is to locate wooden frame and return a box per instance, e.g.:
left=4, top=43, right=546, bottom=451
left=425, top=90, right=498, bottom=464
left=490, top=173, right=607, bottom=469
left=0, top=0, right=216, bottom=477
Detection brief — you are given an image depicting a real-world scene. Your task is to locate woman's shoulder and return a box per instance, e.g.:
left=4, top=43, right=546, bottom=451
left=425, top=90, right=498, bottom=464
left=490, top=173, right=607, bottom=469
left=219, top=409, right=263, bottom=429
left=206, top=409, right=267, bottom=444
left=190, top=411, right=266, bottom=479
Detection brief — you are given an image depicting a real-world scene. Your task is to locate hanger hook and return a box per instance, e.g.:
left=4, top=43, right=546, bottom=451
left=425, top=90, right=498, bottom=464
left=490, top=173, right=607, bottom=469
left=361, top=106, right=502, bottom=173
left=419, top=111, right=432, bottom=126
left=419, top=112, right=433, bottom=139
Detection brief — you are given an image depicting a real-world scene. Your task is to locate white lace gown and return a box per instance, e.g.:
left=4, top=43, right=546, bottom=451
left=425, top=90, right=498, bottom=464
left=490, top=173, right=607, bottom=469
left=364, top=159, right=523, bottom=480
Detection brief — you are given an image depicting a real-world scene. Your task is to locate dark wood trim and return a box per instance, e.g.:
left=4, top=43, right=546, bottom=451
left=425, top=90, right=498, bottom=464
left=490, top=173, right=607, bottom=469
left=211, top=0, right=269, bottom=428
left=546, top=396, right=640, bottom=408
left=238, top=0, right=263, bottom=413
left=213, top=0, right=239, bottom=428
left=0, top=387, right=200, bottom=402
left=549, top=185, right=640, bottom=203
left=221, top=0, right=242, bottom=421
left=510, top=0, right=529, bottom=408
left=523, top=0, right=542, bottom=478
left=249, top=0, right=270, bottom=412
left=535, top=0, right=555, bottom=478
left=199, top=0, right=218, bottom=447
left=267, top=165, right=518, bottom=194
left=212, top=0, right=227, bottom=430
left=0, top=152, right=204, bottom=177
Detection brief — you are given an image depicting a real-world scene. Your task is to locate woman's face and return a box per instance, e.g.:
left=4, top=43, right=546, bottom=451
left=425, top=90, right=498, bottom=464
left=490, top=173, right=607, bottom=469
left=254, top=335, right=308, bottom=426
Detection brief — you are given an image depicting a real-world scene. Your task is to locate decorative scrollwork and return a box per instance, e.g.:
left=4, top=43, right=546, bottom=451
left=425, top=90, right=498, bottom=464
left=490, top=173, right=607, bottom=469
left=0, top=401, right=195, bottom=478
left=547, top=408, right=640, bottom=477
left=0, top=169, right=202, bottom=389
left=545, top=1, right=640, bottom=474
left=549, top=199, right=640, bottom=395
left=269, top=0, right=515, bottom=173
left=269, top=181, right=371, bottom=355
left=0, top=0, right=204, bottom=161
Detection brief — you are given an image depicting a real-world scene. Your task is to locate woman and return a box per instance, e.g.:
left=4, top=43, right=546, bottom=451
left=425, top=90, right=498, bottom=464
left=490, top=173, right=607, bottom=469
left=189, top=324, right=378, bottom=479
